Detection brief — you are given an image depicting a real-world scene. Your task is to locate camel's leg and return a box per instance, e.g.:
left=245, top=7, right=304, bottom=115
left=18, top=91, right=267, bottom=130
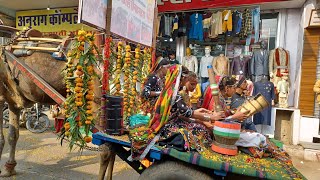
left=0, top=100, right=5, bottom=160
left=98, top=143, right=112, bottom=180
left=106, top=152, right=116, bottom=180
left=0, top=107, right=20, bottom=177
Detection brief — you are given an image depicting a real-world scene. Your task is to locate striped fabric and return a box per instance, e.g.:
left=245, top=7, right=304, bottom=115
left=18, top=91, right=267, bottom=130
left=161, top=148, right=306, bottom=180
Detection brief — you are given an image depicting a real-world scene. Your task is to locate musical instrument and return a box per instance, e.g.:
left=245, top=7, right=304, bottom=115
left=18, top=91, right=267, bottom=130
left=239, top=93, right=269, bottom=116
left=212, top=121, right=241, bottom=156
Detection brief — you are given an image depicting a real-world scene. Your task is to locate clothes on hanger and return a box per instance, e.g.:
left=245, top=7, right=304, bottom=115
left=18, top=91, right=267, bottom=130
left=232, top=10, right=242, bottom=35
left=172, top=14, right=179, bottom=39
left=202, top=12, right=213, bottom=39
left=159, top=14, right=173, bottom=38
left=240, top=9, right=252, bottom=39
left=189, top=13, right=204, bottom=41
left=222, top=10, right=233, bottom=35
left=209, top=11, right=223, bottom=38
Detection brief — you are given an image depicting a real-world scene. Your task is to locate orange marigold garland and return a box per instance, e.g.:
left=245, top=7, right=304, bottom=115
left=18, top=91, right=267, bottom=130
left=62, top=30, right=99, bottom=150
left=113, top=42, right=123, bottom=96
left=123, top=45, right=132, bottom=120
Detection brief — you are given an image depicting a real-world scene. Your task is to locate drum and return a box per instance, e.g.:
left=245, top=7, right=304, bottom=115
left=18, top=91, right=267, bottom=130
left=212, top=121, right=241, bottom=156
left=239, top=93, right=269, bottom=116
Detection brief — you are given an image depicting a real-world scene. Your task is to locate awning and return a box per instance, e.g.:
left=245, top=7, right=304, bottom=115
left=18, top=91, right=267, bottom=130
left=157, top=0, right=288, bottom=13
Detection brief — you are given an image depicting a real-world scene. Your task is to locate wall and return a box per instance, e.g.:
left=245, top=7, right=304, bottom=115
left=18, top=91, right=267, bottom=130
left=0, top=6, right=15, bottom=17
left=277, top=8, right=304, bottom=107
left=299, top=117, right=320, bottom=142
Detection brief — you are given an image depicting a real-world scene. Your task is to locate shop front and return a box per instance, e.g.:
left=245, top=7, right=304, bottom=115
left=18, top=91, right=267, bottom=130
left=155, top=0, right=308, bottom=146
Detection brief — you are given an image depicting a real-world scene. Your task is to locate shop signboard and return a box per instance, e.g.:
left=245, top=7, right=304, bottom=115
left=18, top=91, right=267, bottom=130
left=157, top=0, right=285, bottom=12
left=16, top=8, right=92, bottom=36
left=78, top=0, right=108, bottom=30
left=309, top=9, right=320, bottom=27
left=110, top=0, right=155, bottom=46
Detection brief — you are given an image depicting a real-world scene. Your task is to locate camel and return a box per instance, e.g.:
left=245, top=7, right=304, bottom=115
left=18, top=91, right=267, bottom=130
left=0, top=29, right=116, bottom=179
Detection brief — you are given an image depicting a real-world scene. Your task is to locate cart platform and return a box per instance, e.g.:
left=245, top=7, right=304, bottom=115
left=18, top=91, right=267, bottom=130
left=92, top=132, right=306, bottom=179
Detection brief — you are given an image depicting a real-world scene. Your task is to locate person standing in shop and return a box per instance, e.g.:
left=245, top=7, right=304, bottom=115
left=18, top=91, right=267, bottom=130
left=168, top=51, right=180, bottom=65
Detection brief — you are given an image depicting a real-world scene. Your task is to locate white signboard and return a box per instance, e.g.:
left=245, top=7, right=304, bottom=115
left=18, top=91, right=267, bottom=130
left=78, top=0, right=108, bottom=30
left=110, top=0, right=155, bottom=46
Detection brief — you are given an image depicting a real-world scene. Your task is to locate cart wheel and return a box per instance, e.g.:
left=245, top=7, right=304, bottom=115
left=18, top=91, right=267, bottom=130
left=139, top=160, right=212, bottom=180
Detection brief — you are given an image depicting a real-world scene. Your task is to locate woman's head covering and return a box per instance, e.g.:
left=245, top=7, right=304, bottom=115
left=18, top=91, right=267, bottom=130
left=150, top=57, right=170, bottom=72
left=219, top=76, right=237, bottom=91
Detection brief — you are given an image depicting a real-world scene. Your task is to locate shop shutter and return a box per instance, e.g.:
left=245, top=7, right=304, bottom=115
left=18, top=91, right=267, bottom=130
left=315, top=37, right=320, bottom=117
left=299, top=28, right=320, bottom=116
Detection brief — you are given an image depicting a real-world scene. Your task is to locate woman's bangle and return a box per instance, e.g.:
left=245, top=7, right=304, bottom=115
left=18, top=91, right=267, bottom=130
left=155, top=91, right=161, bottom=96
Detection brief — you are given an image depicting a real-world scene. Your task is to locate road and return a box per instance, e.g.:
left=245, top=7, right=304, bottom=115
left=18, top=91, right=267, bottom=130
left=1, top=126, right=139, bottom=180
left=0, top=120, right=319, bottom=180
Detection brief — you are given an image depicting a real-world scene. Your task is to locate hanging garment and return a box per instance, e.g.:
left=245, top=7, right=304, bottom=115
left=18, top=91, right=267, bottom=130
left=182, top=55, right=198, bottom=73
left=202, top=12, right=213, bottom=39
left=179, top=13, right=190, bottom=36
left=209, top=11, right=223, bottom=38
left=156, top=15, right=161, bottom=37
left=253, top=81, right=275, bottom=125
left=158, top=15, right=165, bottom=37
left=189, top=13, right=203, bottom=41
left=172, top=15, right=179, bottom=40
left=232, top=10, right=242, bottom=36
left=250, top=49, right=269, bottom=80
left=230, top=56, right=250, bottom=78
left=159, top=15, right=173, bottom=37
left=269, top=48, right=290, bottom=86
left=269, top=48, right=290, bottom=77
left=239, top=9, right=252, bottom=39
left=222, top=10, right=233, bottom=35
left=252, top=7, right=260, bottom=43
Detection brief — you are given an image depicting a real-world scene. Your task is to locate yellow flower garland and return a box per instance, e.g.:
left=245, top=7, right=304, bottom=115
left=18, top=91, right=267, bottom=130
left=62, top=29, right=99, bottom=150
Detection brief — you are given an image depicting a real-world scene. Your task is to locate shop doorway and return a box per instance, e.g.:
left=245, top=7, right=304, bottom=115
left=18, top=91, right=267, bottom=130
left=299, top=28, right=320, bottom=116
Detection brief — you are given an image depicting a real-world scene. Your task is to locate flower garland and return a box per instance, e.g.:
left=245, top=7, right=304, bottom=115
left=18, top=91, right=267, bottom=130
left=113, top=42, right=123, bottom=96
left=123, top=45, right=133, bottom=120
left=62, top=30, right=99, bottom=150
left=140, top=48, right=152, bottom=114
left=102, top=37, right=112, bottom=94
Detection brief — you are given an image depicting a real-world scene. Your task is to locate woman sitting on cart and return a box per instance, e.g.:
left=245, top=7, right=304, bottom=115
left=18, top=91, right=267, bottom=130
left=130, top=65, right=224, bottom=160
left=141, top=58, right=171, bottom=113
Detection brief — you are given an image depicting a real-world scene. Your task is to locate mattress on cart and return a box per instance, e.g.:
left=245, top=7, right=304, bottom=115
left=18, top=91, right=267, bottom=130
left=161, top=148, right=305, bottom=180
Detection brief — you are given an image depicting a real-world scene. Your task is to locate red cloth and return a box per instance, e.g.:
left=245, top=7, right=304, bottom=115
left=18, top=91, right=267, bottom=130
left=202, top=87, right=215, bottom=111
left=54, top=117, right=65, bottom=133
left=275, top=48, right=289, bottom=77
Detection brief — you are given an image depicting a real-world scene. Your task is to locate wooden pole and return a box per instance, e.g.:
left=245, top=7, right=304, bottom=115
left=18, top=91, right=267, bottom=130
left=10, top=45, right=59, bottom=52
left=152, top=7, right=158, bottom=49
left=16, top=37, right=63, bottom=43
